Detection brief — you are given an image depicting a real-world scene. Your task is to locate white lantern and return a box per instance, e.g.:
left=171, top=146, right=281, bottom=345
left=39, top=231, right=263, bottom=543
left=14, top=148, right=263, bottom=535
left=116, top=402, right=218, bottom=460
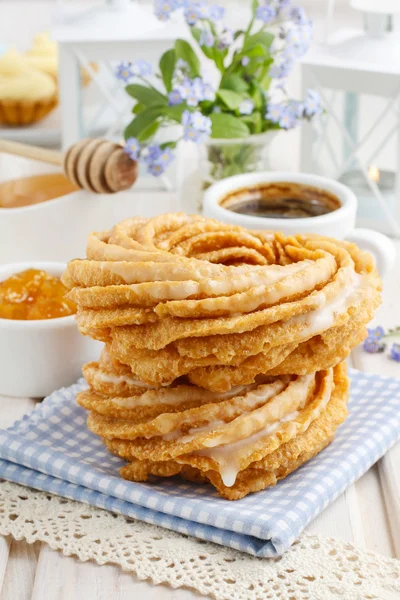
left=301, top=0, right=400, bottom=236
left=52, top=1, right=188, bottom=150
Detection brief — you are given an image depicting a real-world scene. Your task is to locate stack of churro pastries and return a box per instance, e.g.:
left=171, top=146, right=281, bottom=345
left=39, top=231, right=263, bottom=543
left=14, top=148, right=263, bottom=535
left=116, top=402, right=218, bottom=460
left=63, top=213, right=381, bottom=500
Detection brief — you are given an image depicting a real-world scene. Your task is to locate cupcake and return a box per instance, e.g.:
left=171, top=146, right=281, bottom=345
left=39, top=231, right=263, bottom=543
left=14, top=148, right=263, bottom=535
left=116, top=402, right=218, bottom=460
left=0, top=49, right=57, bottom=126
left=25, top=31, right=97, bottom=87
left=25, top=33, right=58, bottom=81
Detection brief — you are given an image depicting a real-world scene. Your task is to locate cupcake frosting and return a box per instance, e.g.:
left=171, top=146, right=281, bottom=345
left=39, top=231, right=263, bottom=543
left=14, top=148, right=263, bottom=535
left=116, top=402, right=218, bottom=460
left=0, top=49, right=56, bottom=100
left=25, top=33, right=58, bottom=79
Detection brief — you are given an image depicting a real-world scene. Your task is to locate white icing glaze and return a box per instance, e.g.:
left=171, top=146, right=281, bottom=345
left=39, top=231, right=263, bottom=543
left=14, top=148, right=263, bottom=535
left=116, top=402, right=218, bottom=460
left=98, top=372, right=155, bottom=388
left=194, top=371, right=333, bottom=488
left=106, top=260, right=312, bottom=292
left=290, top=270, right=363, bottom=338
left=112, top=384, right=255, bottom=409
left=160, top=381, right=287, bottom=443
left=201, top=411, right=300, bottom=487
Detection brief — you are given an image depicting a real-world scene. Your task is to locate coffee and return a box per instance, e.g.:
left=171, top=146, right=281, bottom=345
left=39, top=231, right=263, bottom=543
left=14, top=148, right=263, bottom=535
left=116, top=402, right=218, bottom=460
left=219, top=182, right=341, bottom=219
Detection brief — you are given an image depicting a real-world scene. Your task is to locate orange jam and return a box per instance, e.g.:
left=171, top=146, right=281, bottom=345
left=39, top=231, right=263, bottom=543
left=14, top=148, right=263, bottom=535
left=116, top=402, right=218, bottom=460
left=0, top=269, right=77, bottom=320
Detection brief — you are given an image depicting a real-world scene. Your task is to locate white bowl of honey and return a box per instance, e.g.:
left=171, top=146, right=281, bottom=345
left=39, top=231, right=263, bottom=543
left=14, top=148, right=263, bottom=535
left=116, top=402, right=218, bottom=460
left=0, top=262, right=102, bottom=397
left=0, top=168, right=143, bottom=264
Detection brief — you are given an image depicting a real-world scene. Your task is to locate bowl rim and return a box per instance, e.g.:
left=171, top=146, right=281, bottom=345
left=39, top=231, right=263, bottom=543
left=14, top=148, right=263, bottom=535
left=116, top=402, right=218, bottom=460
left=0, top=173, right=82, bottom=214
left=203, top=171, right=357, bottom=227
left=0, top=261, right=76, bottom=328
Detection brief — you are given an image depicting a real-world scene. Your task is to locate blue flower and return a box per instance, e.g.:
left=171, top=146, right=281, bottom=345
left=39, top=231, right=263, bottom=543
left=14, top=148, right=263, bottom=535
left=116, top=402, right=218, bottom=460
left=303, top=89, right=323, bottom=118
left=158, top=147, right=175, bottom=165
left=182, top=109, right=212, bottom=143
left=239, top=99, right=254, bottom=115
left=144, top=144, right=162, bottom=161
left=177, top=77, right=195, bottom=100
left=367, top=326, right=385, bottom=340
left=363, top=337, right=385, bottom=354
left=124, top=137, right=140, bottom=160
left=256, top=4, right=277, bottom=24
left=266, top=103, right=285, bottom=124
left=287, top=100, right=304, bottom=118
left=218, top=28, right=234, bottom=49
left=143, top=144, right=175, bottom=177
left=290, top=6, right=308, bottom=25
left=176, top=58, right=189, bottom=72
left=278, top=108, right=298, bottom=130
left=195, top=2, right=211, bottom=19
left=148, top=163, right=166, bottom=176
left=269, top=58, right=294, bottom=79
left=176, top=77, right=215, bottom=106
left=241, top=56, right=250, bottom=67
left=202, top=82, right=216, bottom=102
left=184, top=4, right=200, bottom=25
left=390, top=343, right=400, bottom=362
left=199, top=29, right=215, bottom=48
left=115, top=62, right=133, bottom=82
left=154, top=0, right=176, bottom=21
left=132, top=60, right=152, bottom=77
left=266, top=102, right=300, bottom=130
left=283, top=22, right=313, bottom=58
left=210, top=5, right=224, bottom=20
left=192, top=77, right=206, bottom=98
left=168, top=89, right=183, bottom=105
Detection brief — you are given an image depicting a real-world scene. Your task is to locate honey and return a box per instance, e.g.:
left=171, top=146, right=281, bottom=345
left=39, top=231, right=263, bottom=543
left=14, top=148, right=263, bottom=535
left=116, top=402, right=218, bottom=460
left=0, top=173, right=78, bottom=209
left=0, top=269, right=77, bottom=320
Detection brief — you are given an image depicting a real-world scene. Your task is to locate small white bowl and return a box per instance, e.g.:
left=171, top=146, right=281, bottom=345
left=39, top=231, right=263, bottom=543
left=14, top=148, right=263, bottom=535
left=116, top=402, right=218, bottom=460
left=0, top=262, right=102, bottom=398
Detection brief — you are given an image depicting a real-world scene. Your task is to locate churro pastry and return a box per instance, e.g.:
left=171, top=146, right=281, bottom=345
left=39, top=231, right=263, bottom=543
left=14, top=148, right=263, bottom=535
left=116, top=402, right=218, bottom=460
left=64, top=213, right=381, bottom=391
left=63, top=213, right=379, bottom=499
left=79, top=355, right=349, bottom=499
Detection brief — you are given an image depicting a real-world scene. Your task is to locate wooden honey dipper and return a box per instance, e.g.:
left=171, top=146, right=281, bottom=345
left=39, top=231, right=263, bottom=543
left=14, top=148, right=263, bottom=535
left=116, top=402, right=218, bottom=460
left=0, top=138, right=138, bottom=194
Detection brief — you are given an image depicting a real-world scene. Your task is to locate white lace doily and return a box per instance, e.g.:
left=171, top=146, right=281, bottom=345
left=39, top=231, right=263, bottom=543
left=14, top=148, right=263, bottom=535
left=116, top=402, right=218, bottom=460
left=0, top=480, right=399, bottom=600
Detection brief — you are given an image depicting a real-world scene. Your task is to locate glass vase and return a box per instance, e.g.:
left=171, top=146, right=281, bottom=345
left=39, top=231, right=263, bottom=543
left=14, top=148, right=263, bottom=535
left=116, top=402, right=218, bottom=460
left=197, top=131, right=277, bottom=211
left=177, top=131, right=277, bottom=214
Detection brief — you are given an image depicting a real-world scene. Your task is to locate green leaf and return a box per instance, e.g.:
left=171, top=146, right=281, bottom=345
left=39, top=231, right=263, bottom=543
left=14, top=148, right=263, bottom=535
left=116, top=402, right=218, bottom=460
left=137, top=121, right=160, bottom=142
left=124, top=106, right=163, bottom=140
left=132, top=102, right=145, bottom=115
left=260, top=73, right=272, bottom=91
left=125, top=84, right=167, bottom=106
left=213, top=48, right=227, bottom=73
left=243, top=31, right=274, bottom=52
left=220, top=74, right=249, bottom=93
left=210, top=113, right=250, bottom=139
left=191, top=27, right=202, bottom=43
left=163, top=104, right=190, bottom=122
left=159, top=49, right=176, bottom=93
left=160, top=140, right=178, bottom=149
left=249, top=81, right=265, bottom=110
left=244, top=43, right=269, bottom=58
left=217, top=89, right=244, bottom=111
left=240, top=111, right=262, bottom=134
left=175, top=39, right=200, bottom=77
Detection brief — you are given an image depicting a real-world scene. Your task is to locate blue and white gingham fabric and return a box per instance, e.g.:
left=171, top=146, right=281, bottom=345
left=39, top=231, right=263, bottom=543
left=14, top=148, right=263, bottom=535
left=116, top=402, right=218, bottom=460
left=0, top=369, right=399, bottom=557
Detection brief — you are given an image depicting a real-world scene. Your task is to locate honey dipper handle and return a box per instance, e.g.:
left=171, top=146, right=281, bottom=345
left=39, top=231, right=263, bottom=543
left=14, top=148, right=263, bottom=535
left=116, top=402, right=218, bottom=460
left=0, top=139, right=64, bottom=166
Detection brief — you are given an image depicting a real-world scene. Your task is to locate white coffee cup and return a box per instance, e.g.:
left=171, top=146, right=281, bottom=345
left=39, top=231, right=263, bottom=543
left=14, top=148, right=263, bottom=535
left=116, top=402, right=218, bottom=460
left=203, top=171, right=395, bottom=278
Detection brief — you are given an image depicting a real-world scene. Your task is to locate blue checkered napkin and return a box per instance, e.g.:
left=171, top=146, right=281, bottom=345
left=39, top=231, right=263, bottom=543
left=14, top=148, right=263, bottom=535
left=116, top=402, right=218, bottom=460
left=0, top=370, right=399, bottom=557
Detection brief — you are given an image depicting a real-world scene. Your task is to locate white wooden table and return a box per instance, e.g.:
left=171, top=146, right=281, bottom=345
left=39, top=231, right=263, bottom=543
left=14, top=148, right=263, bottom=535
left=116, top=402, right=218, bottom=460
left=0, top=168, right=399, bottom=600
